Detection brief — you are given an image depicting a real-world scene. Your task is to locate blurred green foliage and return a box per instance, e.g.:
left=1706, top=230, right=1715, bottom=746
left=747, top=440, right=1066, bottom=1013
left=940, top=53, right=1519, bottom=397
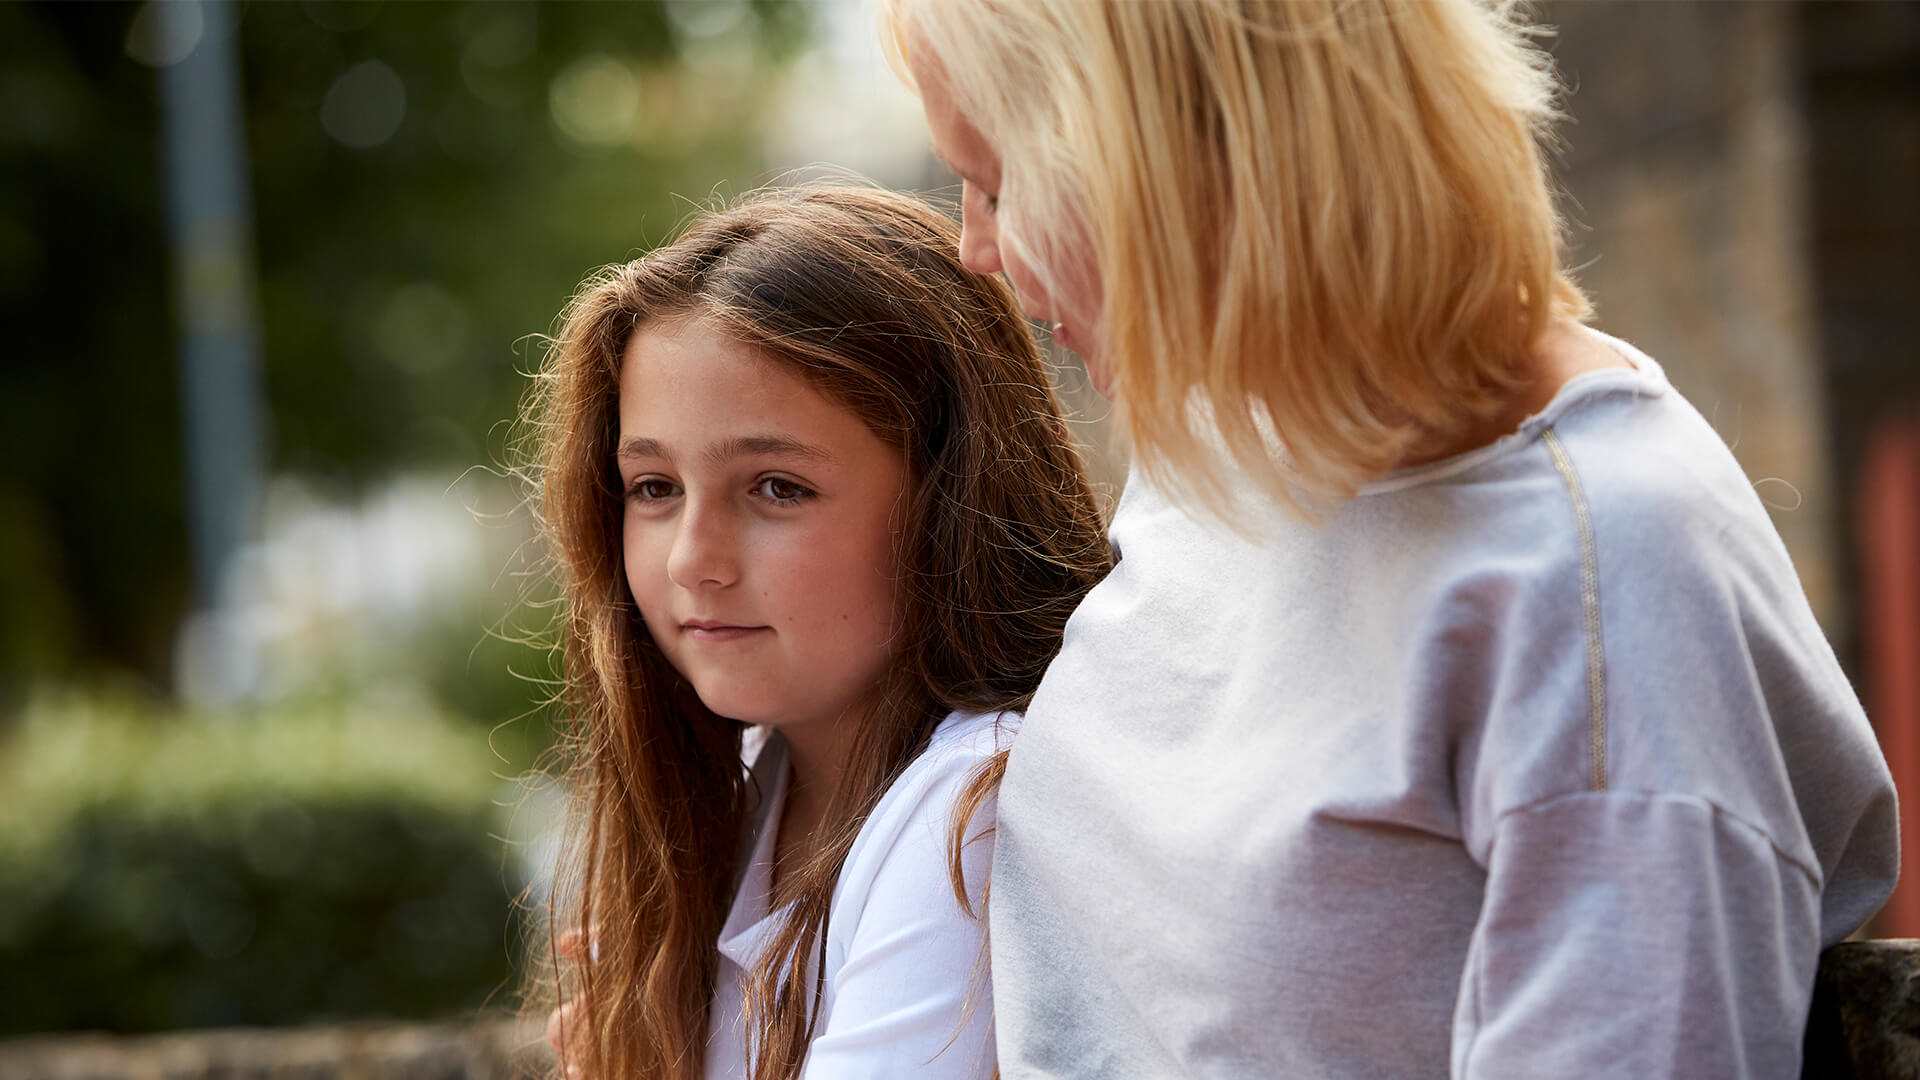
left=0, top=694, right=534, bottom=1034
left=0, top=0, right=817, bottom=1034
left=0, top=0, right=810, bottom=698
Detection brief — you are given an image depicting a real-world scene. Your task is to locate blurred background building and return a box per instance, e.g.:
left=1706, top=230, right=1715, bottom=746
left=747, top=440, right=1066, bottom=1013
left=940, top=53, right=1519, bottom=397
left=0, top=0, right=1914, bottom=1069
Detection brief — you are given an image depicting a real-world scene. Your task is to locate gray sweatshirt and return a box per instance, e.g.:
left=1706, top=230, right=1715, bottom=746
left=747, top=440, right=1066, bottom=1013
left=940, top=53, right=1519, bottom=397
left=989, top=330, right=1898, bottom=1078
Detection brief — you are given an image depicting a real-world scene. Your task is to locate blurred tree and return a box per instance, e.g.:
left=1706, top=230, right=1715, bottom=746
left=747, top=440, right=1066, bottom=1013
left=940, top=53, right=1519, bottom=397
left=0, top=0, right=812, bottom=704
left=0, top=2, right=183, bottom=699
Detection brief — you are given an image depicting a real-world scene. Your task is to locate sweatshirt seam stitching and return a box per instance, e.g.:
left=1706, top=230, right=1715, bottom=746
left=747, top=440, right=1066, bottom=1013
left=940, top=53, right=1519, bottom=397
left=1540, top=426, right=1609, bottom=791
left=1490, top=787, right=1825, bottom=888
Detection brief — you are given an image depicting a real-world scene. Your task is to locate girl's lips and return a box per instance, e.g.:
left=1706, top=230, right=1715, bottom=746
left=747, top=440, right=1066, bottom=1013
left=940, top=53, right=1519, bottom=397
left=683, top=623, right=769, bottom=642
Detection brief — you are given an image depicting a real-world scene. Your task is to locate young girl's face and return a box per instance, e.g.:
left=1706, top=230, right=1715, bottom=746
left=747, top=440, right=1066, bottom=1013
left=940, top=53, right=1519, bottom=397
left=616, top=316, right=909, bottom=740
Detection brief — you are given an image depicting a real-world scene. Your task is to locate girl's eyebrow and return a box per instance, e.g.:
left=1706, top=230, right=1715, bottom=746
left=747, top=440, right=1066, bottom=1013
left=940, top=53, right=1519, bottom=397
left=617, top=434, right=837, bottom=467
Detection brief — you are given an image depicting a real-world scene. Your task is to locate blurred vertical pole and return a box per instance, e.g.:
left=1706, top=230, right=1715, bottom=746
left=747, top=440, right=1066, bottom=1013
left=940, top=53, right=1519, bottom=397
left=159, top=0, right=265, bottom=702
left=1863, top=420, right=1920, bottom=936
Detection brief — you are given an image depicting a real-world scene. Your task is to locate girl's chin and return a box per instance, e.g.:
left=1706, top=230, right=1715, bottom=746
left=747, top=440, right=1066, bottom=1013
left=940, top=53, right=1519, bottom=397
left=698, top=696, right=819, bottom=733
left=685, top=684, right=775, bottom=726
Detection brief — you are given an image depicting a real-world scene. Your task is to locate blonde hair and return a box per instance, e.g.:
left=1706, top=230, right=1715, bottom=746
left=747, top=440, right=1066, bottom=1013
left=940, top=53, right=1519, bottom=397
left=886, top=0, right=1591, bottom=513
left=519, top=186, right=1108, bottom=1079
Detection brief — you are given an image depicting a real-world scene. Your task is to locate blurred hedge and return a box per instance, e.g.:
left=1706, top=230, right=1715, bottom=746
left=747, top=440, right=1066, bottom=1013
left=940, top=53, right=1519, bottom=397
left=0, top=695, right=530, bottom=1035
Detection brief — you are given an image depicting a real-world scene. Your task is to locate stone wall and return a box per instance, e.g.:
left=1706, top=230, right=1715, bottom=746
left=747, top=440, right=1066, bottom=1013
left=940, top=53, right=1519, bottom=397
left=1545, top=1, right=1842, bottom=632
left=1803, top=1, right=1920, bottom=674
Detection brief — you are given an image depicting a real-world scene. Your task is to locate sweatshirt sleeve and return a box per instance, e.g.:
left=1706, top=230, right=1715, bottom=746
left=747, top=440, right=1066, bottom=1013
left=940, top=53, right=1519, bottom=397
left=1450, top=790, right=1823, bottom=1078
left=1442, top=409, right=1898, bottom=1078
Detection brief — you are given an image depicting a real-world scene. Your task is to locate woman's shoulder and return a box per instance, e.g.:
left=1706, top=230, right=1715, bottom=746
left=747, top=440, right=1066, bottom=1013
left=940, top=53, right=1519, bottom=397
left=1398, top=332, right=1802, bottom=605
left=1530, top=340, right=1823, bottom=636
left=1438, top=341, right=1885, bottom=878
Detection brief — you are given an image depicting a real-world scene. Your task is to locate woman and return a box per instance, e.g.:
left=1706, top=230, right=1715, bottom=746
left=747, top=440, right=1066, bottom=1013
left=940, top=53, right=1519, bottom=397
left=885, top=1, right=1898, bottom=1075
left=524, top=185, right=1108, bottom=1078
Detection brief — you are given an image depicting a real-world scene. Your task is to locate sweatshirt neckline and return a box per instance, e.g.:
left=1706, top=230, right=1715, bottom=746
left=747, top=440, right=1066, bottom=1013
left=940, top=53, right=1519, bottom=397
left=1355, top=326, right=1667, bottom=496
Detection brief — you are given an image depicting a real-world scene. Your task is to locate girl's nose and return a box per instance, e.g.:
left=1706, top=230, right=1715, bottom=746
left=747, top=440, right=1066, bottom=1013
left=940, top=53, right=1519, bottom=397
left=665, top=501, right=740, bottom=590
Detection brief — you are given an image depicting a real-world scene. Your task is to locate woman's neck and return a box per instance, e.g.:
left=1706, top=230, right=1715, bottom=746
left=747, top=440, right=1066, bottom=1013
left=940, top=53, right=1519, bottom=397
left=1399, top=319, right=1629, bottom=469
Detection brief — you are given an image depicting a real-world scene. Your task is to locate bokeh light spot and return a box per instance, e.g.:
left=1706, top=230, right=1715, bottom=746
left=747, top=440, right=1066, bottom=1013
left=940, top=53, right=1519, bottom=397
left=374, top=282, right=472, bottom=376
left=547, top=55, right=638, bottom=148
left=124, top=0, right=204, bottom=68
left=665, top=0, right=748, bottom=41
left=320, top=60, right=407, bottom=150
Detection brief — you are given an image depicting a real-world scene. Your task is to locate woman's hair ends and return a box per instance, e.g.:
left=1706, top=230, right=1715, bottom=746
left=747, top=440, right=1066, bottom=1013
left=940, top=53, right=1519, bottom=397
left=888, top=0, right=1591, bottom=516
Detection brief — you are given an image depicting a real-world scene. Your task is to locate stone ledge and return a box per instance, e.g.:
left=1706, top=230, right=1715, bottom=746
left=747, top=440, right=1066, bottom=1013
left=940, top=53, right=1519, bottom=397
left=5, top=942, right=1917, bottom=1080
left=1807, top=939, right=1920, bottom=1079
left=0, top=1015, right=547, bottom=1080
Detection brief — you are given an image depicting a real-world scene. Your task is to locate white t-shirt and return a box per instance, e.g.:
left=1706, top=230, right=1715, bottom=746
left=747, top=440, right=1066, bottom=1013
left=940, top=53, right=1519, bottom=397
left=987, top=329, right=1898, bottom=1078
left=704, top=709, right=1011, bottom=1080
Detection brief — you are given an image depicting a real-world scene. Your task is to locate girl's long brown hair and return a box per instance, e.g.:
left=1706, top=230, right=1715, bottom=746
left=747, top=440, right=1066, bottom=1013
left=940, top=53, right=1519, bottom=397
left=519, top=185, right=1109, bottom=1079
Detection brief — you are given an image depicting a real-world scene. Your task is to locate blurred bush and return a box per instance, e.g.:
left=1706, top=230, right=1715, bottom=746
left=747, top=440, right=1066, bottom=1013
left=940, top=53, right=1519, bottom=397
left=0, top=694, right=528, bottom=1035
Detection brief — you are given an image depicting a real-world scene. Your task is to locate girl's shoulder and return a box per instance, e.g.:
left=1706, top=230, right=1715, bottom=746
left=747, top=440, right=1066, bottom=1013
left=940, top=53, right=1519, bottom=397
left=922, top=708, right=1020, bottom=768
left=743, top=709, right=1012, bottom=780
left=870, top=709, right=1018, bottom=839
left=830, top=709, right=1016, bottom=927
left=808, top=709, right=1012, bottom=1074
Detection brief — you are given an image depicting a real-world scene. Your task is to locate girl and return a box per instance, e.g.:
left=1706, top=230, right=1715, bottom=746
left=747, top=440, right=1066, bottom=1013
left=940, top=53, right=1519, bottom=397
left=523, top=185, right=1108, bottom=1079
left=886, top=1, right=1899, bottom=1076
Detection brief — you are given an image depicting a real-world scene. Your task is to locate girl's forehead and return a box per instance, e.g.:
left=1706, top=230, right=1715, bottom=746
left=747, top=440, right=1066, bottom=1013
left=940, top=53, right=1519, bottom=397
left=616, top=320, right=897, bottom=470
left=622, top=324, right=813, bottom=416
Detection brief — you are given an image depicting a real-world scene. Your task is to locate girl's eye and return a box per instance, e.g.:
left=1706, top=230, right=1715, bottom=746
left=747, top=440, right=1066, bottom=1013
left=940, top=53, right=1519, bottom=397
left=627, top=477, right=679, bottom=502
left=753, top=477, right=814, bottom=505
